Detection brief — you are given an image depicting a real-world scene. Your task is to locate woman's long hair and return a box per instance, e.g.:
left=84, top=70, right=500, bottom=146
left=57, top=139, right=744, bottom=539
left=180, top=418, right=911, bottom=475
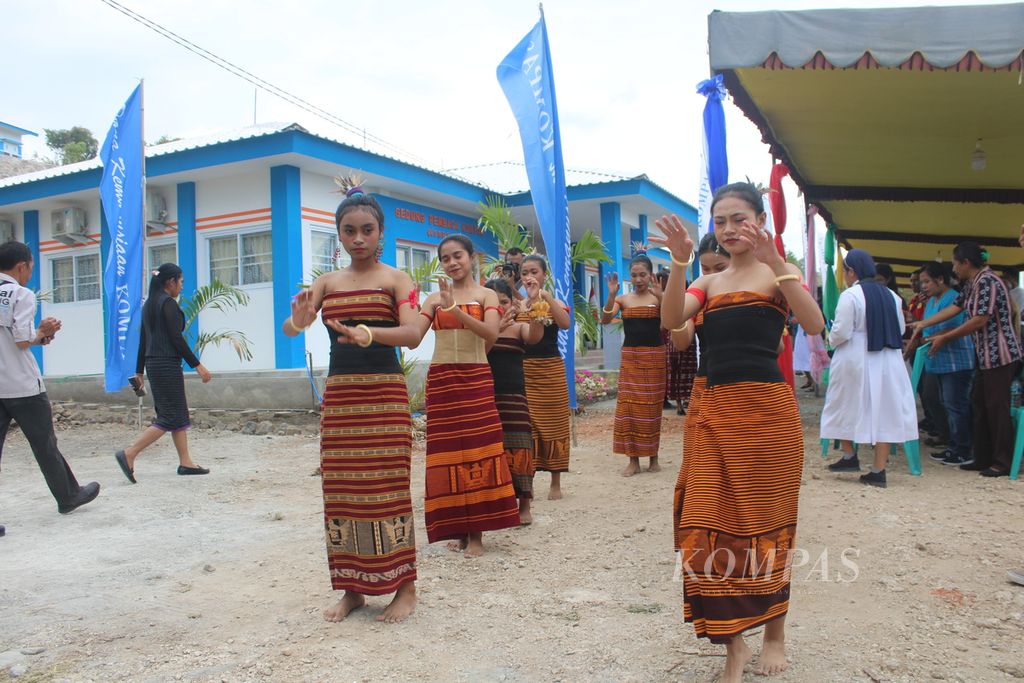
left=144, top=263, right=183, bottom=328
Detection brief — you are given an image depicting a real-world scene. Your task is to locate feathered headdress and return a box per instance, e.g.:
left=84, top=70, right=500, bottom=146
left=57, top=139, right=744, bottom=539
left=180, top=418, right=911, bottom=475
left=333, top=172, right=367, bottom=199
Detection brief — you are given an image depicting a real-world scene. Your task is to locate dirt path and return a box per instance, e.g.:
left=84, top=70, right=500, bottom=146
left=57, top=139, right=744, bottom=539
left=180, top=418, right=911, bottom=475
left=2, top=394, right=1023, bottom=682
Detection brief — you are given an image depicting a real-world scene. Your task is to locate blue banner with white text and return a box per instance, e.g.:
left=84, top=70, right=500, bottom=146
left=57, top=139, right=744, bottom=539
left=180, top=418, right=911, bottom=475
left=100, top=84, right=145, bottom=392
left=498, top=14, right=576, bottom=408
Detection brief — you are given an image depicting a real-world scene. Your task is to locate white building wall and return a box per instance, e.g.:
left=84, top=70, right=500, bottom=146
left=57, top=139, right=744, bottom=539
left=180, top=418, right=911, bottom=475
left=192, top=170, right=276, bottom=372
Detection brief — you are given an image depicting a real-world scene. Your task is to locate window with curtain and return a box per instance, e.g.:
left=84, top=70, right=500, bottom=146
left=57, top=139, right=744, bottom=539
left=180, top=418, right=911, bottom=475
left=51, top=257, right=75, bottom=304
left=148, top=243, right=177, bottom=274
left=396, top=243, right=436, bottom=292
left=311, top=231, right=350, bottom=275
left=50, top=254, right=100, bottom=303
left=241, top=231, right=273, bottom=285
left=209, top=235, right=240, bottom=286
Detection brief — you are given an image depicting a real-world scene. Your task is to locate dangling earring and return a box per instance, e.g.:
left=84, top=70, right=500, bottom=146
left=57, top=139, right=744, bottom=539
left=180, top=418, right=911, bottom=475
left=375, top=240, right=384, bottom=262
left=332, top=246, right=341, bottom=269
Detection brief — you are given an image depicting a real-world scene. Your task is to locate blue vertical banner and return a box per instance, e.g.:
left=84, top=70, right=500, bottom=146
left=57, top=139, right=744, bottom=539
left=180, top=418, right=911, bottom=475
left=100, top=83, right=145, bottom=392
left=497, top=9, right=576, bottom=408
left=696, top=75, right=728, bottom=240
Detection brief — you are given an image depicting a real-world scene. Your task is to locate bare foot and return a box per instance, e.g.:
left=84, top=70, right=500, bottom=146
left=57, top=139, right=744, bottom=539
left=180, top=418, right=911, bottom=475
left=621, top=458, right=641, bottom=477
left=518, top=499, right=533, bottom=525
left=446, top=537, right=468, bottom=552
left=464, top=533, right=484, bottom=558
left=548, top=473, right=563, bottom=500
left=755, top=636, right=788, bottom=676
left=323, top=591, right=365, bottom=622
left=720, top=636, right=753, bottom=683
left=647, top=457, right=662, bottom=473
left=377, top=582, right=416, bottom=623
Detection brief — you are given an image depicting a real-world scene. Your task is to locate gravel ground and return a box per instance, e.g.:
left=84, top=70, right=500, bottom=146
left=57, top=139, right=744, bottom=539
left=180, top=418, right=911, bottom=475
left=2, top=392, right=1023, bottom=682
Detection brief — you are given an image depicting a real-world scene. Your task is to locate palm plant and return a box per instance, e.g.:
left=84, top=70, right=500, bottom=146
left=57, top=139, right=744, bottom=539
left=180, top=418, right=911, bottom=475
left=478, top=195, right=531, bottom=275
left=180, top=279, right=253, bottom=362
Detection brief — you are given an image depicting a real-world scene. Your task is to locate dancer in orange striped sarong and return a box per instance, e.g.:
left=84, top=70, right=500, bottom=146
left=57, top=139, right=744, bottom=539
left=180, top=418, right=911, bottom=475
left=414, top=235, right=520, bottom=557
left=601, top=255, right=667, bottom=476
left=516, top=255, right=573, bottom=500
left=484, top=278, right=544, bottom=525
left=671, top=233, right=731, bottom=551
left=654, top=182, right=825, bottom=682
left=285, top=176, right=425, bottom=624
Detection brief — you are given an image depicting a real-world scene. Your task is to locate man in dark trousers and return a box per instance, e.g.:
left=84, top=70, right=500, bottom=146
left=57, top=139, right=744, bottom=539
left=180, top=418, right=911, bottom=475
left=0, top=241, right=99, bottom=535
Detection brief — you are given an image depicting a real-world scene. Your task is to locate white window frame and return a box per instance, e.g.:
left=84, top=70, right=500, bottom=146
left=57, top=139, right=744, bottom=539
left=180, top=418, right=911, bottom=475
left=48, top=250, right=101, bottom=305
left=310, top=229, right=350, bottom=275
left=396, top=241, right=438, bottom=293
left=205, top=226, right=274, bottom=290
left=146, top=239, right=178, bottom=275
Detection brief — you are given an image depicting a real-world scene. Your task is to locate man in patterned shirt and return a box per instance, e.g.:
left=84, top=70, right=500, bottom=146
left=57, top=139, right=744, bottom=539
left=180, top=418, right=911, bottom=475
left=912, top=242, right=1022, bottom=478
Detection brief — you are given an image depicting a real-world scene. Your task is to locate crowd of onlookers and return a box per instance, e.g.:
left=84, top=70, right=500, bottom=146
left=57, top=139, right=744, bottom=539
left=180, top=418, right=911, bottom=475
left=814, top=240, right=1023, bottom=486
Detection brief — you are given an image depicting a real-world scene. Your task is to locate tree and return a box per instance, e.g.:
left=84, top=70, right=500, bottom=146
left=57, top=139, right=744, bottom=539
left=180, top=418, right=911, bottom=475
left=785, top=250, right=805, bottom=273
left=153, top=135, right=181, bottom=145
left=43, top=127, right=99, bottom=164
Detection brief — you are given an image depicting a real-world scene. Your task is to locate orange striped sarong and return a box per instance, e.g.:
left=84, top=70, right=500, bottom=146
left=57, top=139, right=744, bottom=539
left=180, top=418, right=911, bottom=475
left=424, top=363, right=520, bottom=542
left=673, top=374, right=706, bottom=550
left=522, top=357, right=571, bottom=472
left=679, top=293, right=803, bottom=643
left=613, top=345, right=667, bottom=457
left=321, top=373, right=416, bottom=595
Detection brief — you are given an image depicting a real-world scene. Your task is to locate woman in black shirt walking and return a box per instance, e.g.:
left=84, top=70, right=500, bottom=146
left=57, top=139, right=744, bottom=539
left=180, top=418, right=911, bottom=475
left=115, top=263, right=211, bottom=482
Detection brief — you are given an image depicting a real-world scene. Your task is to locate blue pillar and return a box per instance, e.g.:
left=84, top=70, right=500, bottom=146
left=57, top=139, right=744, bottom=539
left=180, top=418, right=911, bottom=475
left=572, top=242, right=585, bottom=307
left=599, top=201, right=623, bottom=304
left=270, top=165, right=304, bottom=369
left=176, top=182, right=198, bottom=352
left=629, top=214, right=648, bottom=255
left=24, top=210, right=42, bottom=370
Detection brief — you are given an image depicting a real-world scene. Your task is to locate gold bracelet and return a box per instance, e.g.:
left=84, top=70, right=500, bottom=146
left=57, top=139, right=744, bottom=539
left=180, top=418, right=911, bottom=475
left=671, top=321, right=690, bottom=333
left=602, top=306, right=615, bottom=315
left=774, top=274, right=801, bottom=285
left=441, top=302, right=458, bottom=312
left=671, top=252, right=695, bottom=268
left=355, top=324, right=374, bottom=348
left=284, top=317, right=304, bottom=334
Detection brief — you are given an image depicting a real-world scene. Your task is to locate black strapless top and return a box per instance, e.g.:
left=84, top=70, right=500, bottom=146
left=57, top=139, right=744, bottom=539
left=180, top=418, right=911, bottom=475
left=701, top=292, right=786, bottom=387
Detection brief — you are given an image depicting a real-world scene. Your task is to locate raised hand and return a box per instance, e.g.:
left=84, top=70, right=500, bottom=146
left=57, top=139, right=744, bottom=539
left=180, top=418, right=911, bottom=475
left=499, top=304, right=518, bottom=332
left=291, top=289, right=317, bottom=328
left=650, top=214, right=694, bottom=264
left=437, top=277, right=455, bottom=310
left=737, top=220, right=784, bottom=267
left=606, top=272, right=619, bottom=294
left=650, top=274, right=663, bottom=297
left=523, top=275, right=541, bottom=302
left=1019, top=223, right=1024, bottom=249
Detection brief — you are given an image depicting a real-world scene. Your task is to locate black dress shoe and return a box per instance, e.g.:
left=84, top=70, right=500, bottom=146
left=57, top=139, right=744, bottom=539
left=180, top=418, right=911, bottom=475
left=177, top=465, right=210, bottom=476
left=960, top=462, right=987, bottom=471
left=58, top=482, right=100, bottom=514
left=859, top=470, right=887, bottom=488
left=828, top=456, right=861, bottom=472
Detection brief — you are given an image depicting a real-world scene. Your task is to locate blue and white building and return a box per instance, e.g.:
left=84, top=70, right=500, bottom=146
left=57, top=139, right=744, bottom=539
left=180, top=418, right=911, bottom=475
left=0, top=123, right=696, bottom=389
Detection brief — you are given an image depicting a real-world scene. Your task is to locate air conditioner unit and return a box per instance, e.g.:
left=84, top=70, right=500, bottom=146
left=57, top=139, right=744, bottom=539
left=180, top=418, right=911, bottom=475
left=0, top=219, right=14, bottom=243
left=51, top=207, right=88, bottom=242
left=146, top=189, right=168, bottom=224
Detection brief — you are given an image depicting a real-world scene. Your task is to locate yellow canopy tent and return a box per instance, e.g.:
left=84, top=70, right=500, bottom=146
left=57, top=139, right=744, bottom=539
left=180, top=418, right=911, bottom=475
left=708, top=4, right=1024, bottom=286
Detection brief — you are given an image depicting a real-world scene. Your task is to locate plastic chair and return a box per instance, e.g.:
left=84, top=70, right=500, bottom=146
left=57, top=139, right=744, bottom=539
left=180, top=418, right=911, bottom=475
left=910, top=343, right=930, bottom=392
left=1010, top=407, right=1024, bottom=481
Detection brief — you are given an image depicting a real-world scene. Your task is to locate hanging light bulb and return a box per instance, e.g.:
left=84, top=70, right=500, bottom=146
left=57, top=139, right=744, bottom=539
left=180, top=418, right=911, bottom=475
left=971, top=139, right=987, bottom=171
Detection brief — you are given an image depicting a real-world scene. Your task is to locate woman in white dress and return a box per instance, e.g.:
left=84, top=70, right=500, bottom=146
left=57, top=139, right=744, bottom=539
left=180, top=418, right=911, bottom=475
left=820, top=249, right=918, bottom=487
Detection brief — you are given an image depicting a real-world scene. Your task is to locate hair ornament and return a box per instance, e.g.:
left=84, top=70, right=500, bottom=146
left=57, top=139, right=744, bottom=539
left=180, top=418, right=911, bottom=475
left=333, top=172, right=366, bottom=197
left=743, top=175, right=776, bottom=197
left=152, top=269, right=160, bottom=277
left=981, top=249, right=990, bottom=262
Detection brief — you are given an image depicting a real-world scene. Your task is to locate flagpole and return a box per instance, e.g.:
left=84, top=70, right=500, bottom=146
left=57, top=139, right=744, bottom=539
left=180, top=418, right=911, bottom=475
left=139, top=78, right=146, bottom=425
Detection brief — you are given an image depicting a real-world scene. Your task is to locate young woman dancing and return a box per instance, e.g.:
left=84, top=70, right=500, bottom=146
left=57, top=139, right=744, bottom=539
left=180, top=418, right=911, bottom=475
left=286, top=178, right=421, bottom=624
left=601, top=255, right=666, bottom=476
left=654, top=182, right=824, bottom=682
left=516, top=255, right=573, bottom=499
left=484, top=278, right=544, bottom=524
left=415, top=235, right=520, bottom=557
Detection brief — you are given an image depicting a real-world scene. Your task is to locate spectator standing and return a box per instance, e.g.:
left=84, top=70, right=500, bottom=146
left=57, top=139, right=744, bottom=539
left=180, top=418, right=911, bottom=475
left=1, top=241, right=100, bottom=532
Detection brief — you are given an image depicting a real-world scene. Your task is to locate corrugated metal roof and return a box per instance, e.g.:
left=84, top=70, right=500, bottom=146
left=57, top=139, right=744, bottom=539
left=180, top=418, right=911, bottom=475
left=0, top=122, right=305, bottom=189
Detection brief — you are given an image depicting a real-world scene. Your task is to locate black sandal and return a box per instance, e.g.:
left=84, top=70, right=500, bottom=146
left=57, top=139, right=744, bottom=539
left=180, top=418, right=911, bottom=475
left=177, top=465, right=210, bottom=476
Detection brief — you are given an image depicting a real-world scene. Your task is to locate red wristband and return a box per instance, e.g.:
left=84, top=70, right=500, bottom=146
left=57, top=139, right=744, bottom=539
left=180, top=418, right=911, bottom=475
left=686, top=287, right=707, bottom=308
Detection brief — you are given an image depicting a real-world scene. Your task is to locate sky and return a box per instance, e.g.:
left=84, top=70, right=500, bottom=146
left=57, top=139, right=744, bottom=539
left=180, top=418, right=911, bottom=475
left=6, top=0, right=1012, bottom=258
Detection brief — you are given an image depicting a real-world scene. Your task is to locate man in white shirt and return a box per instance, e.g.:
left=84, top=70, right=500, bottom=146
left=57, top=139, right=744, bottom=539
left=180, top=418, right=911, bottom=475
left=1, top=241, right=100, bottom=535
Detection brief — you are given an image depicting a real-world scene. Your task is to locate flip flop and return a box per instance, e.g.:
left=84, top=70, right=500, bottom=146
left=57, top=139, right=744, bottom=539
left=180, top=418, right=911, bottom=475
left=115, top=451, right=136, bottom=484
left=1007, top=568, right=1024, bottom=586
